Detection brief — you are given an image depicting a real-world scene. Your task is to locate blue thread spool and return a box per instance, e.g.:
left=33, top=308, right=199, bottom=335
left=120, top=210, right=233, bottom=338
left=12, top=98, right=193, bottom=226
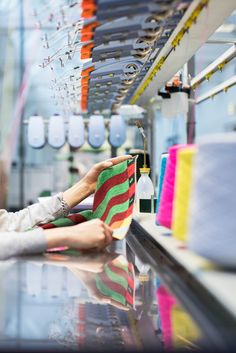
left=156, top=153, right=168, bottom=225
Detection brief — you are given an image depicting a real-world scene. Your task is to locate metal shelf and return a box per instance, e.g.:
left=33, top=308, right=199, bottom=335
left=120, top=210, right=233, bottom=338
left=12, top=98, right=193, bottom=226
left=130, top=0, right=236, bottom=106
left=134, top=213, right=236, bottom=321
left=129, top=214, right=236, bottom=350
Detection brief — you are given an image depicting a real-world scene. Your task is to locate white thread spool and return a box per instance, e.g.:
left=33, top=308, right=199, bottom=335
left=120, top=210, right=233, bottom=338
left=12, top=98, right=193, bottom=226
left=188, top=133, right=236, bottom=267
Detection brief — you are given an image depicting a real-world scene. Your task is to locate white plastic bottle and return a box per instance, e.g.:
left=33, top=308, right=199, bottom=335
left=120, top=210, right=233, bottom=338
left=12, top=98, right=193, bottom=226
left=136, top=167, right=154, bottom=199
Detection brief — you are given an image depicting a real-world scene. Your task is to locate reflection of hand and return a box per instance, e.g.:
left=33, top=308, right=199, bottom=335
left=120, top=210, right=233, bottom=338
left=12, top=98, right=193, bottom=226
left=45, top=219, right=113, bottom=252
left=44, top=251, right=117, bottom=273
left=42, top=250, right=118, bottom=273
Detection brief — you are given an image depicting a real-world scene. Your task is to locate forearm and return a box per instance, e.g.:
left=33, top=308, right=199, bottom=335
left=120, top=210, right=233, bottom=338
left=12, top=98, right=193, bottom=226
left=44, top=227, right=68, bottom=249
left=0, top=227, right=71, bottom=261
left=0, top=227, right=72, bottom=261
left=62, top=180, right=93, bottom=208
left=0, top=193, right=68, bottom=232
left=0, top=228, right=47, bottom=260
left=0, top=218, right=113, bottom=260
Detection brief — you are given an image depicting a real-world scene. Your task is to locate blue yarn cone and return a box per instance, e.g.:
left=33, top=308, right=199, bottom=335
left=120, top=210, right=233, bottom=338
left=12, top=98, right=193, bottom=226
left=156, top=153, right=168, bottom=225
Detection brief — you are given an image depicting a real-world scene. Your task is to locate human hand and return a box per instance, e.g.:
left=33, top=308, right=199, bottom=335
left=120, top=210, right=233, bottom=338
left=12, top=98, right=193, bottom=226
left=62, top=155, right=132, bottom=208
left=82, top=155, right=132, bottom=194
left=45, top=219, right=113, bottom=252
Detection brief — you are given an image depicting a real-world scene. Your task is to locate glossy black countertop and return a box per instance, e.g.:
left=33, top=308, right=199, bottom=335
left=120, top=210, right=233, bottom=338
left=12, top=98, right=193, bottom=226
left=0, top=220, right=234, bottom=353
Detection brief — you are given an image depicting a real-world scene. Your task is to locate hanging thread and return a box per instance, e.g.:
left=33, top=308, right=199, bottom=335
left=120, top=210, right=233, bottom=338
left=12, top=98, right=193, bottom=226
left=172, top=145, right=196, bottom=242
left=188, top=133, right=236, bottom=267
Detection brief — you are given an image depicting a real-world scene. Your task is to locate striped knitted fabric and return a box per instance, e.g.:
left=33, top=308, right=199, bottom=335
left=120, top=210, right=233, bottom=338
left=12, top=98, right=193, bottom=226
left=93, top=157, right=135, bottom=239
left=39, top=158, right=136, bottom=247
left=94, top=255, right=135, bottom=309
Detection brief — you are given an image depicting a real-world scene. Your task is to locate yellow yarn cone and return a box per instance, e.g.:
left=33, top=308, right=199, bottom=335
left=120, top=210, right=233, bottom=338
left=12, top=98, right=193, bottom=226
left=172, top=146, right=197, bottom=242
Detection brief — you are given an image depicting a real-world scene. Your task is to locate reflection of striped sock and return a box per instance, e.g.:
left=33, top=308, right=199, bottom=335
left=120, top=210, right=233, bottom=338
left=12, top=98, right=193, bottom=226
left=39, top=159, right=136, bottom=246
left=95, top=257, right=135, bottom=309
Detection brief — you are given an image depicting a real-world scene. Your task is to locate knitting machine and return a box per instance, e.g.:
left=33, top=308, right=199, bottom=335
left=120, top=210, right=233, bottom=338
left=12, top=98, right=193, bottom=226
left=28, top=0, right=236, bottom=153
left=34, top=0, right=193, bottom=114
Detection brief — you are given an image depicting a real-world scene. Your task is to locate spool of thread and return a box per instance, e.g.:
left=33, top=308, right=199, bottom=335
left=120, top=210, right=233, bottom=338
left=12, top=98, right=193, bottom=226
left=157, top=144, right=186, bottom=229
left=172, top=145, right=197, bottom=242
left=155, top=153, right=168, bottom=225
left=188, top=133, right=236, bottom=267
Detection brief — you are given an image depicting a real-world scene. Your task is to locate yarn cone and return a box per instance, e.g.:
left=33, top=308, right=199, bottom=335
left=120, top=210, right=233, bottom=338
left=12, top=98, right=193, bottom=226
left=188, top=133, right=236, bottom=267
left=155, top=153, right=168, bottom=225
left=172, top=145, right=196, bottom=242
left=156, top=144, right=186, bottom=229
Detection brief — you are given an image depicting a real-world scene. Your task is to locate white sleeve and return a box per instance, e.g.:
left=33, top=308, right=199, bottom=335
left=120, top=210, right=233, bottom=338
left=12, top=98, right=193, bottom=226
left=0, top=193, right=69, bottom=232
left=0, top=228, right=47, bottom=260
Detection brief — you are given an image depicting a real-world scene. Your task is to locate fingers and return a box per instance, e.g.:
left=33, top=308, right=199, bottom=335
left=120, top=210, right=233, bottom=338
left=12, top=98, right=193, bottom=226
left=102, top=222, right=113, bottom=245
left=94, top=220, right=113, bottom=251
left=107, top=155, right=132, bottom=166
left=95, top=160, right=113, bottom=172
left=95, top=155, right=133, bottom=173
left=67, top=219, right=114, bottom=252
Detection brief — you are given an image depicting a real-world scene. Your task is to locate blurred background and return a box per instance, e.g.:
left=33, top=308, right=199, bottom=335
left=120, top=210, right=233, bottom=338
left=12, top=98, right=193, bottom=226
left=0, top=0, right=235, bottom=211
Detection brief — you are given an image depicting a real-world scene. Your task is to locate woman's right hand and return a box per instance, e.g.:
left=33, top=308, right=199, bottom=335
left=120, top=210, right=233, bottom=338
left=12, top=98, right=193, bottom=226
left=45, top=219, right=113, bottom=251
left=65, top=219, right=113, bottom=250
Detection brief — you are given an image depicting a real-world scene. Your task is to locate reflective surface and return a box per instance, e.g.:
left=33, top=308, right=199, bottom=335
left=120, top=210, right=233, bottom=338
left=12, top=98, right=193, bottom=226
left=0, top=238, right=204, bottom=352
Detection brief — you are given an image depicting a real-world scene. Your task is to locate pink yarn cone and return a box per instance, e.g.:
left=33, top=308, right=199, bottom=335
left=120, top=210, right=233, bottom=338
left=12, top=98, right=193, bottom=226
left=156, top=285, right=176, bottom=350
left=157, top=144, right=187, bottom=229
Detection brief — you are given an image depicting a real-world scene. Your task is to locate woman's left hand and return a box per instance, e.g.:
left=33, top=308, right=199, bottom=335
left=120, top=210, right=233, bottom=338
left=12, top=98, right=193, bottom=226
left=63, top=155, right=132, bottom=208
left=82, top=155, right=132, bottom=194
